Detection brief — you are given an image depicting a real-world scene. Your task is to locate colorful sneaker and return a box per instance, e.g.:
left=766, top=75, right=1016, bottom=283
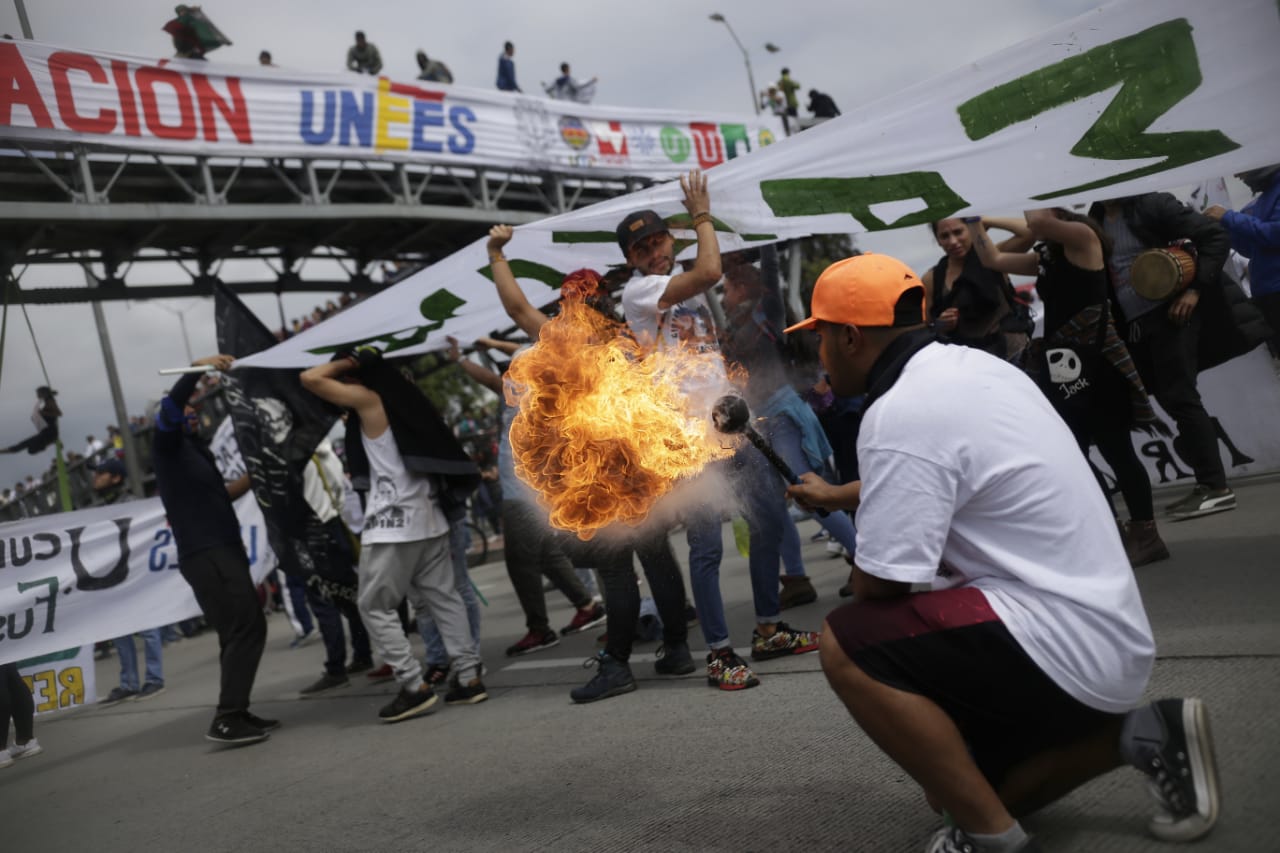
left=365, top=663, right=395, bottom=683
left=505, top=629, right=560, bottom=657
left=378, top=685, right=439, bottom=723
left=1166, top=486, right=1236, bottom=520
left=1129, top=698, right=1221, bottom=842
left=444, top=679, right=489, bottom=705
left=8, top=738, right=42, bottom=761
left=706, top=648, right=760, bottom=691
left=570, top=651, right=636, bottom=704
left=560, top=602, right=607, bottom=636
left=750, top=622, right=821, bottom=661
left=99, top=686, right=137, bottom=706
left=136, top=682, right=166, bottom=701
left=424, top=664, right=450, bottom=687
left=654, top=642, right=695, bottom=675
left=299, top=672, right=350, bottom=698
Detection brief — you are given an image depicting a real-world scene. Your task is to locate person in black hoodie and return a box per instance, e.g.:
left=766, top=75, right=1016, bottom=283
left=301, top=349, right=486, bottom=723
left=1089, top=193, right=1239, bottom=520
left=152, top=355, right=271, bottom=746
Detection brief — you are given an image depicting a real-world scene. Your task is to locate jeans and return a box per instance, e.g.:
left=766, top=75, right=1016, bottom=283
left=178, top=544, right=267, bottom=716
left=762, top=409, right=859, bottom=556
left=418, top=519, right=482, bottom=667
left=113, top=628, right=164, bottom=691
left=686, top=450, right=788, bottom=650
left=307, top=586, right=371, bottom=677
left=280, top=569, right=315, bottom=636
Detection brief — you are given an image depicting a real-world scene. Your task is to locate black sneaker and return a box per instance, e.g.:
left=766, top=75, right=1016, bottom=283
left=244, top=711, right=281, bottom=732
left=570, top=651, right=636, bottom=704
left=444, top=680, right=489, bottom=705
left=100, top=686, right=137, bottom=706
left=1128, top=698, right=1221, bottom=842
left=1166, top=486, right=1236, bottom=520
left=378, top=685, right=439, bottom=723
left=206, top=714, right=269, bottom=746
left=654, top=642, right=695, bottom=675
left=136, top=682, right=166, bottom=701
left=299, top=672, right=350, bottom=698
left=424, top=664, right=450, bottom=687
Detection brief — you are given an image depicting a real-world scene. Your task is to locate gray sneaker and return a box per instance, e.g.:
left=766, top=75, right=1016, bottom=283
left=924, top=827, right=1042, bottom=852
left=1166, top=486, right=1236, bottom=520
left=299, top=672, right=350, bottom=698
left=1128, top=698, right=1221, bottom=842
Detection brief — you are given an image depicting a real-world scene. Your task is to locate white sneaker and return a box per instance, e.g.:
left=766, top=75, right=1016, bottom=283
left=0, top=749, right=13, bottom=769
left=9, top=738, right=42, bottom=760
left=825, top=540, right=846, bottom=558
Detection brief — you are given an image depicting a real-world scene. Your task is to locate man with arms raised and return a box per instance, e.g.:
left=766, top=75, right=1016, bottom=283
left=786, top=254, right=1220, bottom=852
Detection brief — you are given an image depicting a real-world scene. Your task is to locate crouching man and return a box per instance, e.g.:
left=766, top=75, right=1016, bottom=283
left=786, top=254, right=1220, bottom=852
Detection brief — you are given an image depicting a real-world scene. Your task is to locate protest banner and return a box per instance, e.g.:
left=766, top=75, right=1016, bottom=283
left=17, top=645, right=95, bottom=716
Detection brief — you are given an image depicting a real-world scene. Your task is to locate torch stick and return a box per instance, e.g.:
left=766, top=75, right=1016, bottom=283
left=711, top=395, right=828, bottom=517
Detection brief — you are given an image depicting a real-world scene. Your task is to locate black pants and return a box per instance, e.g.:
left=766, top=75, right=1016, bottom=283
left=502, top=499, right=592, bottom=633
left=1254, top=291, right=1280, bottom=355
left=1074, top=421, right=1155, bottom=522
left=178, top=544, right=267, bottom=716
left=5, top=426, right=58, bottom=455
left=1127, top=311, right=1227, bottom=489
left=0, top=662, right=35, bottom=745
left=562, top=529, right=689, bottom=663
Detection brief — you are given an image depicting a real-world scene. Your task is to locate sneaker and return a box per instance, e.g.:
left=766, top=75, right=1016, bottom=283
left=346, top=658, right=374, bottom=675
left=1129, top=698, right=1221, bottom=842
left=206, top=714, right=269, bottom=745
left=750, top=622, right=821, bottom=661
left=289, top=628, right=317, bottom=649
left=8, top=738, right=42, bottom=761
left=924, top=826, right=1042, bottom=852
left=654, top=642, right=696, bottom=675
left=99, top=686, right=137, bottom=706
left=0, top=749, right=11, bottom=768
left=136, top=682, right=166, bottom=701
left=1166, top=486, right=1236, bottom=520
left=560, top=602, right=607, bottom=636
left=505, top=629, right=560, bottom=657
left=838, top=583, right=853, bottom=598
left=570, top=651, right=637, bottom=704
left=706, top=648, right=760, bottom=691
left=244, top=711, right=281, bottom=732
left=779, top=576, right=818, bottom=609
left=424, top=664, right=450, bottom=687
left=365, top=663, right=395, bottom=683
left=826, top=540, right=846, bottom=558
left=444, top=679, right=489, bottom=705
left=299, top=672, right=350, bottom=698
left=378, top=685, right=439, bottom=723
left=1122, top=520, right=1171, bottom=567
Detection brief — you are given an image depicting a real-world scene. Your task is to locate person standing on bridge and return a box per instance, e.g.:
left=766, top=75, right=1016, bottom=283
left=346, top=31, right=382, bottom=75
left=496, top=41, right=520, bottom=92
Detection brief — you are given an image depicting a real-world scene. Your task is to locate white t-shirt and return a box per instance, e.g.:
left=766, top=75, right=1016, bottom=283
left=854, top=342, right=1154, bottom=713
left=622, top=273, right=722, bottom=357
left=359, top=427, right=449, bottom=545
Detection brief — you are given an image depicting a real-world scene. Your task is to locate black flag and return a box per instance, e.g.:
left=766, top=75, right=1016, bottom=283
left=213, top=283, right=350, bottom=598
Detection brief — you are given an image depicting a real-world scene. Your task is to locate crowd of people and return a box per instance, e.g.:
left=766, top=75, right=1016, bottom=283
left=6, top=155, right=1276, bottom=850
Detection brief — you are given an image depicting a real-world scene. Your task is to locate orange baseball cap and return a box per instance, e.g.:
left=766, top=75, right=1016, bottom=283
left=784, top=253, right=926, bottom=333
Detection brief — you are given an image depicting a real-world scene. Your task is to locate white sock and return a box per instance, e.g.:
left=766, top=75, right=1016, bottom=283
left=968, top=822, right=1028, bottom=852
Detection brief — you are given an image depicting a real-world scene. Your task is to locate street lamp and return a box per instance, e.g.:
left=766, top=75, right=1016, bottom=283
left=709, top=12, right=767, bottom=116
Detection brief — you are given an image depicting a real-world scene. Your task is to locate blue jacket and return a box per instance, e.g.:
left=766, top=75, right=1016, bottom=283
left=1222, top=175, right=1280, bottom=297
left=496, top=54, right=519, bottom=92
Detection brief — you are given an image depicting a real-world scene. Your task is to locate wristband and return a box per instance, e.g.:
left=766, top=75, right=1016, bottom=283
left=488, top=253, right=507, bottom=264
left=961, top=216, right=981, bottom=224
left=692, top=212, right=714, bottom=228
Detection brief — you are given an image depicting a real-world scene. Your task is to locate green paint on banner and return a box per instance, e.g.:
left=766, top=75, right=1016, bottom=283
left=477, top=259, right=567, bottom=289
left=17, top=647, right=80, bottom=668
left=552, top=231, right=617, bottom=244
left=307, top=288, right=466, bottom=355
left=957, top=18, right=1239, bottom=199
left=760, top=172, right=968, bottom=230
left=660, top=126, right=691, bottom=163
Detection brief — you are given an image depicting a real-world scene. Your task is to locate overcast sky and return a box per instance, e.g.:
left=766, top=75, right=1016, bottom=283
left=0, top=0, right=1209, bottom=489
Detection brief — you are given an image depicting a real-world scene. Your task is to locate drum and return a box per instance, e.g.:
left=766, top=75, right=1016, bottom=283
left=1131, top=246, right=1196, bottom=302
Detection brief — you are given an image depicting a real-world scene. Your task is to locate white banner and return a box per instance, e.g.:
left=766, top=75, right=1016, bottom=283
left=236, top=0, right=1280, bottom=369
left=0, top=40, right=780, bottom=178
left=0, top=493, right=275, bottom=665
left=17, top=644, right=95, bottom=717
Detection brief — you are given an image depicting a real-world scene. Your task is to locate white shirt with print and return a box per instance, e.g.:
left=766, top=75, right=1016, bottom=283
left=359, top=428, right=449, bottom=545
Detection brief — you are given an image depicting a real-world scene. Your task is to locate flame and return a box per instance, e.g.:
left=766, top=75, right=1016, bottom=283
left=506, top=287, right=735, bottom=540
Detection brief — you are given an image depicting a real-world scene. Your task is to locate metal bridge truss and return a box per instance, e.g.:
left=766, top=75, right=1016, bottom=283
left=0, top=144, right=656, bottom=304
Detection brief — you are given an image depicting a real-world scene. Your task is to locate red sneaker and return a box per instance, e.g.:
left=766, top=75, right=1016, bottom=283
left=560, top=602, right=606, bottom=636
left=505, top=629, right=560, bottom=657
left=365, top=663, right=394, bottom=683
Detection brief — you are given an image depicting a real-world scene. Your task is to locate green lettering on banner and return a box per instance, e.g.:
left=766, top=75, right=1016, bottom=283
left=307, top=288, right=466, bottom=355
left=957, top=18, right=1240, bottom=199
left=760, top=172, right=969, bottom=230
left=478, top=259, right=566, bottom=289
left=720, top=124, right=750, bottom=159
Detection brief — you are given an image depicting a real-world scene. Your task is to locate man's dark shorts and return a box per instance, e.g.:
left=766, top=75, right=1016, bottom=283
left=826, top=586, right=1121, bottom=785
